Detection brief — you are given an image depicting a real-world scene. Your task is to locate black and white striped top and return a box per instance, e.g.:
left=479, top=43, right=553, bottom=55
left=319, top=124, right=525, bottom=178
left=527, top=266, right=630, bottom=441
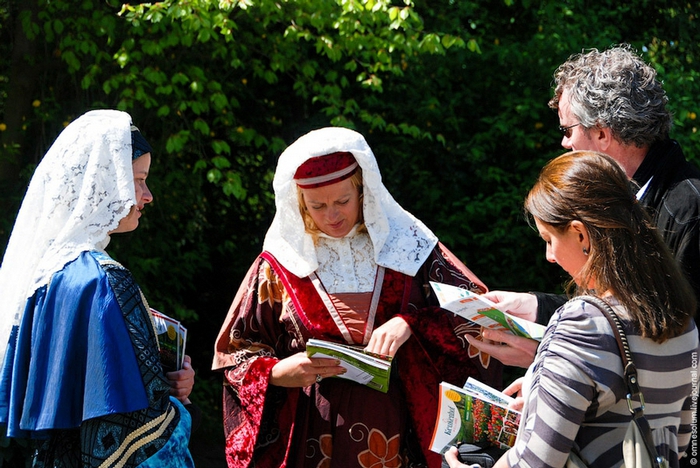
left=506, top=298, right=698, bottom=468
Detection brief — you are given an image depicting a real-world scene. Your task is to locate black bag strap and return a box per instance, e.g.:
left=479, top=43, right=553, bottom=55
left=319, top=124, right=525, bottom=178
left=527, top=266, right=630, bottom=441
left=575, top=295, right=664, bottom=468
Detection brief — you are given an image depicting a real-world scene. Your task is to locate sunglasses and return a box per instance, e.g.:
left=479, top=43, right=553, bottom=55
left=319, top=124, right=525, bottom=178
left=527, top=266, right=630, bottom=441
left=559, top=123, right=581, bottom=138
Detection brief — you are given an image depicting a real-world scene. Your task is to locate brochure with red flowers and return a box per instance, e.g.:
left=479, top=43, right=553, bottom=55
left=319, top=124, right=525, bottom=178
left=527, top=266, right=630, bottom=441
left=150, top=308, right=188, bottom=372
left=429, top=378, right=521, bottom=454
left=430, top=281, right=545, bottom=340
left=306, top=338, right=393, bottom=393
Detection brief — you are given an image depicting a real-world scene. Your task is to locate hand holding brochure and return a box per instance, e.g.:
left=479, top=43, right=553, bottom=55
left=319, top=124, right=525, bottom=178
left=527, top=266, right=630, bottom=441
left=430, top=281, right=545, bottom=340
left=306, top=338, right=393, bottom=393
left=150, top=308, right=188, bottom=372
left=430, top=378, right=521, bottom=454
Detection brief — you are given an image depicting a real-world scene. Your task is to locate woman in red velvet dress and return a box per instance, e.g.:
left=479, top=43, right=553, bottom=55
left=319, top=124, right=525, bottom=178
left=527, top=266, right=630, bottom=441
left=213, top=127, right=501, bottom=468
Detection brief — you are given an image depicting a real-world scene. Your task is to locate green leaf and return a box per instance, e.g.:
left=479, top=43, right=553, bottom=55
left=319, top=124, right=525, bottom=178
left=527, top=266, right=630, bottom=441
left=207, top=168, right=222, bottom=183
left=193, top=160, right=207, bottom=172
left=211, top=155, right=231, bottom=169
left=212, top=141, right=232, bottom=156
left=165, top=131, right=191, bottom=153
left=62, top=50, right=81, bottom=72
left=222, top=172, right=246, bottom=199
left=193, top=119, right=211, bottom=135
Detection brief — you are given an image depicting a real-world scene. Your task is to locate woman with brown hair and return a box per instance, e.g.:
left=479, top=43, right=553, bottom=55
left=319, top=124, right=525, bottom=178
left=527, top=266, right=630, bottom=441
left=447, top=151, right=697, bottom=468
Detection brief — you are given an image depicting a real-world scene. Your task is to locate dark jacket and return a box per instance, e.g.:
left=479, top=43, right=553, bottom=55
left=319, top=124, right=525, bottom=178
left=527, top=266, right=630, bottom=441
left=535, top=139, right=700, bottom=325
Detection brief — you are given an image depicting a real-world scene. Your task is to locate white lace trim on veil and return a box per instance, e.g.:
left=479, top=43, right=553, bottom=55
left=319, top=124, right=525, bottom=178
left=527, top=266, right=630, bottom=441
left=263, top=126, right=437, bottom=278
left=0, top=109, right=137, bottom=363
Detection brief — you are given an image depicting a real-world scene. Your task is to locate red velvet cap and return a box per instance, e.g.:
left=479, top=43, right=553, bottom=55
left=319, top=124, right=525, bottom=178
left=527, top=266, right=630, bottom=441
left=293, top=152, right=359, bottom=189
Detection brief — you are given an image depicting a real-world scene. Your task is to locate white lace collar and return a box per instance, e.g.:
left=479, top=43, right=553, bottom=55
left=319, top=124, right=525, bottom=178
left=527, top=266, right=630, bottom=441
left=315, top=226, right=376, bottom=293
left=263, top=127, right=437, bottom=278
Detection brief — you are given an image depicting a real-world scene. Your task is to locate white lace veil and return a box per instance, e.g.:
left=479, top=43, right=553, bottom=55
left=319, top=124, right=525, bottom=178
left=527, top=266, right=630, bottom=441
left=0, top=109, right=138, bottom=363
left=263, top=127, right=438, bottom=278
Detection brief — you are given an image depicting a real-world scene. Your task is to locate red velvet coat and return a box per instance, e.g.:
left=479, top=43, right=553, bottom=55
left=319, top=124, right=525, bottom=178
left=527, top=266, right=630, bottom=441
left=213, top=243, right=501, bottom=468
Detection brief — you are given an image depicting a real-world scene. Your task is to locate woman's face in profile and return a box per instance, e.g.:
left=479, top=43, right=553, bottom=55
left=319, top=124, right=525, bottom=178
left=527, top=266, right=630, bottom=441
left=111, top=153, right=154, bottom=234
left=301, top=178, right=361, bottom=238
left=534, top=217, right=589, bottom=285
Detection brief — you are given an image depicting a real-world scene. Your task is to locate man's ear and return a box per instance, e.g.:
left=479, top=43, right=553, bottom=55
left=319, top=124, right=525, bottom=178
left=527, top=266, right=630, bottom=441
left=595, top=126, right=615, bottom=153
left=569, top=220, right=590, bottom=249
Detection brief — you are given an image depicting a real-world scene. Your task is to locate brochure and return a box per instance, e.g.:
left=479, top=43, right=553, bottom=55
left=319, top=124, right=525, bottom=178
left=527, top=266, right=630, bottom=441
left=430, top=281, right=545, bottom=340
left=306, top=338, right=393, bottom=393
left=150, top=308, right=188, bottom=372
left=429, top=378, right=521, bottom=454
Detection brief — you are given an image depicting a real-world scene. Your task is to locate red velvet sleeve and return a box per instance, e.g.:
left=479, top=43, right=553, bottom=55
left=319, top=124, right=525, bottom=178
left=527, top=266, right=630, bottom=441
left=213, top=257, right=300, bottom=468
left=399, top=242, right=503, bottom=389
left=221, top=357, right=277, bottom=466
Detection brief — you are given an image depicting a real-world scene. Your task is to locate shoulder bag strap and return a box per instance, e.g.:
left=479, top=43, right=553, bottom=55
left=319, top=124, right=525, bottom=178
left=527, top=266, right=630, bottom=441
left=575, top=295, right=664, bottom=468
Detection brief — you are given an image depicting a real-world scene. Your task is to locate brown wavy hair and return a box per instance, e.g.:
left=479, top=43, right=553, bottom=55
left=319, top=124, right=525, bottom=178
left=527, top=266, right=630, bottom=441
left=525, top=151, right=695, bottom=342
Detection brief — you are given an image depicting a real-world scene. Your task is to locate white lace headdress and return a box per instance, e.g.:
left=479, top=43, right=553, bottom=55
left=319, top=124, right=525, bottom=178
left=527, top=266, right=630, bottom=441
left=0, top=109, right=138, bottom=363
left=263, top=126, right=438, bottom=278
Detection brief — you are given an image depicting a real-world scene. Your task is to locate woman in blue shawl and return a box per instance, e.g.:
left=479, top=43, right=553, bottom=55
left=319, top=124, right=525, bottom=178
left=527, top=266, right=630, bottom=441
left=0, top=110, right=195, bottom=467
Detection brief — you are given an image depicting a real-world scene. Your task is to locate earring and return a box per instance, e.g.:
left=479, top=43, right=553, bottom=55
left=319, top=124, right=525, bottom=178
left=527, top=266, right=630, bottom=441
left=582, top=247, right=589, bottom=256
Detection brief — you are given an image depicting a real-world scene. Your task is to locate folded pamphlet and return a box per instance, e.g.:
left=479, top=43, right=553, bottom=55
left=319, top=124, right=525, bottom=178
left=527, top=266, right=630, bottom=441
left=150, top=308, right=188, bottom=372
left=430, top=281, right=545, bottom=340
left=430, top=378, right=521, bottom=454
left=306, top=338, right=393, bottom=393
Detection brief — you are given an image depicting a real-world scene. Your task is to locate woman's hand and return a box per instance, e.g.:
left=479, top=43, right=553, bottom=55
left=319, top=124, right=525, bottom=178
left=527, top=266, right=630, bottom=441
left=503, top=377, right=525, bottom=412
left=444, top=446, right=479, bottom=468
left=365, top=316, right=412, bottom=357
left=445, top=446, right=510, bottom=468
left=166, top=355, right=195, bottom=404
left=270, top=351, right=346, bottom=387
left=465, top=329, right=538, bottom=368
left=481, top=291, right=538, bottom=322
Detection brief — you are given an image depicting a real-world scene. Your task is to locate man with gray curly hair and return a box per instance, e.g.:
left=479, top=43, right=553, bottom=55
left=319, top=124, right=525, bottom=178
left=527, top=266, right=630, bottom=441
left=472, top=45, right=700, bottom=348
left=459, top=44, right=700, bottom=468
left=550, top=44, right=672, bottom=174
left=553, top=46, right=700, bottom=468
left=543, top=45, right=700, bottom=319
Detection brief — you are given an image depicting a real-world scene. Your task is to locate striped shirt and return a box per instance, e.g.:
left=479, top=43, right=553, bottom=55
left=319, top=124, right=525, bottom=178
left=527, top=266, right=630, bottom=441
left=506, top=298, right=698, bottom=468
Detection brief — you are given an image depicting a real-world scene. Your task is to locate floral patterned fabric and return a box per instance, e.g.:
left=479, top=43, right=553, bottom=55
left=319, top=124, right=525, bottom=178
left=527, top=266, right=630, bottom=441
left=213, top=243, right=501, bottom=468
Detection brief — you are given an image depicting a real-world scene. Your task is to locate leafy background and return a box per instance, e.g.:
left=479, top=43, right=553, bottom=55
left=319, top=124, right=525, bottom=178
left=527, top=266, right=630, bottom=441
left=1, top=0, right=699, bottom=465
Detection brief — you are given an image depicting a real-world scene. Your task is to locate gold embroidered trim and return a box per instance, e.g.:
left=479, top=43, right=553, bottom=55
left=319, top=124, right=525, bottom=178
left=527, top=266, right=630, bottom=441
left=98, top=405, right=176, bottom=468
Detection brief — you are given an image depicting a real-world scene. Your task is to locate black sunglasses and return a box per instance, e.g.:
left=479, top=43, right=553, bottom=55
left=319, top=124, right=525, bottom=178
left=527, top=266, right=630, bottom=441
left=559, top=123, right=580, bottom=138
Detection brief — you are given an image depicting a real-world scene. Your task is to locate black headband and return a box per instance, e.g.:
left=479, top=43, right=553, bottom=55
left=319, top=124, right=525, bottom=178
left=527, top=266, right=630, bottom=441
left=130, top=125, right=153, bottom=160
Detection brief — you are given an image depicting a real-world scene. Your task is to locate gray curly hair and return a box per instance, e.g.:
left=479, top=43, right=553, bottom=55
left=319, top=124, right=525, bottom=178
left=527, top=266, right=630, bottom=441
left=549, top=44, right=672, bottom=148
